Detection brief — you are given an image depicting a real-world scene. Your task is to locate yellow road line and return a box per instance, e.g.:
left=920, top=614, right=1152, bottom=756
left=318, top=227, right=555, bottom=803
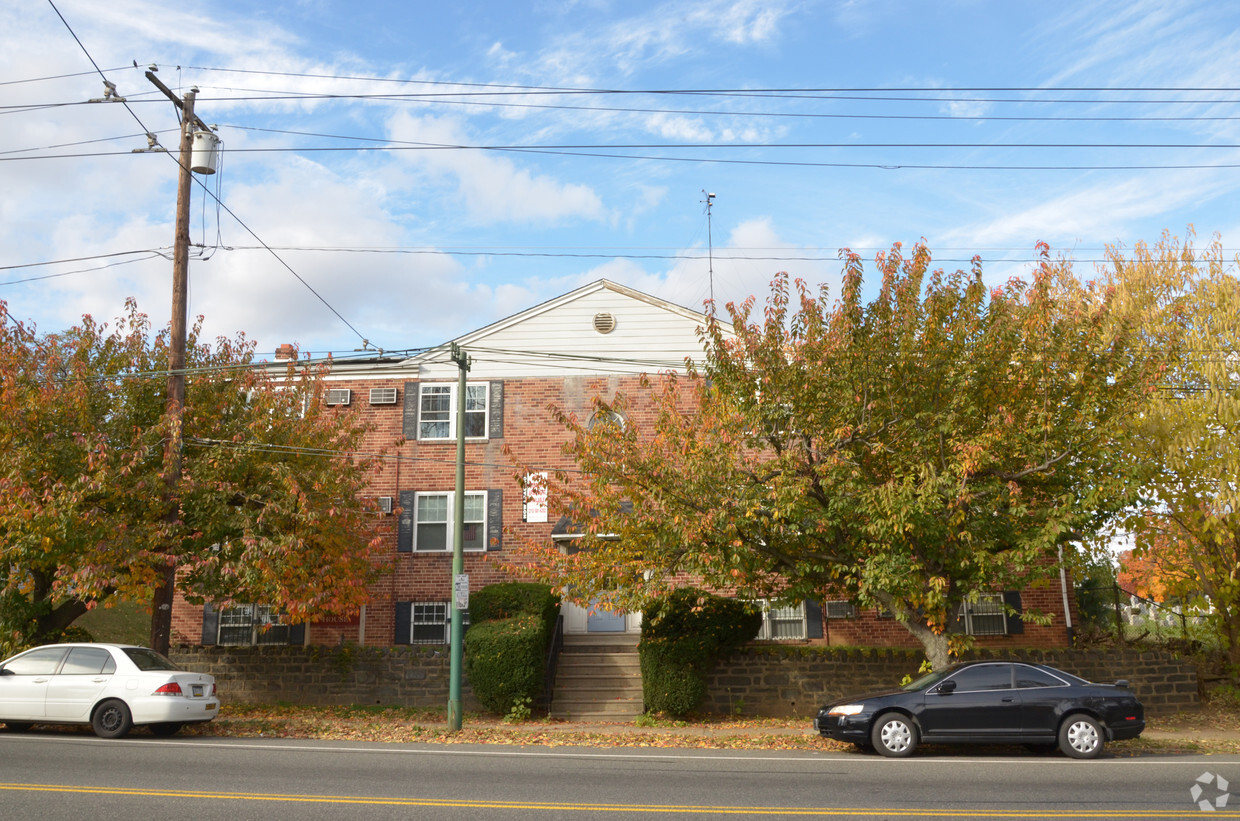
left=0, top=783, right=1234, bottom=817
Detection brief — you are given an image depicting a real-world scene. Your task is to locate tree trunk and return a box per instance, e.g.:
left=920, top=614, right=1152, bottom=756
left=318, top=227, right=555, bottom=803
left=149, top=561, right=177, bottom=655
left=33, top=599, right=90, bottom=644
left=1223, top=608, right=1240, bottom=671
left=872, top=591, right=954, bottom=670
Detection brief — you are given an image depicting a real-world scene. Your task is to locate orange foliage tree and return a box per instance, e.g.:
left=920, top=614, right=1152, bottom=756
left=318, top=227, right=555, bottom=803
left=1113, top=231, right=1240, bottom=668
left=511, top=242, right=1159, bottom=670
left=0, top=300, right=390, bottom=651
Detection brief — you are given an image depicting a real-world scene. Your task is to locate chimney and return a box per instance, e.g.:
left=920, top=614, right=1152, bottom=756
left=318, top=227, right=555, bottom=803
left=275, top=343, right=296, bottom=361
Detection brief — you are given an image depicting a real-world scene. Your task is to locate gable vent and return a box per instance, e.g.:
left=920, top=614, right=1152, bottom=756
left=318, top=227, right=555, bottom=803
left=369, top=387, right=398, bottom=405
left=325, top=388, right=351, bottom=406
left=593, top=312, right=617, bottom=334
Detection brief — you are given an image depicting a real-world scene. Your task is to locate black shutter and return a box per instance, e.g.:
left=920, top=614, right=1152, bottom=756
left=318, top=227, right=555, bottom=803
left=487, top=488, right=503, bottom=551
left=1003, top=590, right=1025, bottom=635
left=394, top=602, right=412, bottom=645
left=397, top=489, right=416, bottom=553
left=804, top=600, right=824, bottom=639
left=288, top=623, right=306, bottom=645
left=200, top=603, right=219, bottom=646
left=402, top=381, right=419, bottom=440
left=488, top=380, right=504, bottom=439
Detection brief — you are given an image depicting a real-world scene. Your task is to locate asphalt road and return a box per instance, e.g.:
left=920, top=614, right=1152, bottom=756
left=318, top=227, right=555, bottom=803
left=1, top=730, right=1238, bottom=820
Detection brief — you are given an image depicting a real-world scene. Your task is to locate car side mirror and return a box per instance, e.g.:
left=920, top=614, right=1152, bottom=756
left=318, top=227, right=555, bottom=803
left=0, top=667, right=11, bottom=676
left=1115, top=679, right=1129, bottom=689
left=935, top=680, right=956, bottom=695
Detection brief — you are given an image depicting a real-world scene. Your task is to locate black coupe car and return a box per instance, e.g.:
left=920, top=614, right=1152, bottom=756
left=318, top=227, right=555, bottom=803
left=814, top=660, right=1144, bottom=758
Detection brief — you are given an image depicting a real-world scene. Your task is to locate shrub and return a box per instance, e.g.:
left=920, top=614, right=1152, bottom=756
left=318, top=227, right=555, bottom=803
left=639, top=588, right=762, bottom=717
left=462, top=582, right=560, bottom=716
left=464, top=614, right=548, bottom=714
left=469, top=582, right=559, bottom=629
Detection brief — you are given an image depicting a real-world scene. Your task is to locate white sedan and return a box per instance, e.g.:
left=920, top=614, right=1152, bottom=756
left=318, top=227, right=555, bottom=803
left=0, top=643, right=219, bottom=738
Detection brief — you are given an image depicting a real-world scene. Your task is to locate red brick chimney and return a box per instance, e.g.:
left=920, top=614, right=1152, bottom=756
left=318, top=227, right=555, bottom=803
left=274, top=343, right=296, bottom=360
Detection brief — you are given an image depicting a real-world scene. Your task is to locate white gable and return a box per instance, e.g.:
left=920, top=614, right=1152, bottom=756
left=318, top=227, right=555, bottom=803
left=405, top=281, right=725, bottom=380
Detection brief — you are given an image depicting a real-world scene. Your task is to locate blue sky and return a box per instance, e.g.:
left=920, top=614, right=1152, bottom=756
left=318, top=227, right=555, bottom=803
left=3, top=0, right=1239, bottom=358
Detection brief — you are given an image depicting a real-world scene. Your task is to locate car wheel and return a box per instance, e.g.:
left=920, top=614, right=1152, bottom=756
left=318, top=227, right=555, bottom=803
left=91, top=699, right=133, bottom=739
left=1059, top=714, right=1104, bottom=759
left=871, top=713, right=918, bottom=757
left=149, top=722, right=183, bottom=737
left=3, top=722, right=34, bottom=732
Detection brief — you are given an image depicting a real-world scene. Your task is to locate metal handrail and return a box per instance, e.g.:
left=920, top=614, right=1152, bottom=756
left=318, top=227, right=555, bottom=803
left=541, top=613, right=564, bottom=716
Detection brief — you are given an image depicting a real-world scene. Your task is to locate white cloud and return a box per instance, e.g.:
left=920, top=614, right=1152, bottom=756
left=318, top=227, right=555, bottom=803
left=520, top=0, right=798, bottom=82
left=574, top=216, right=842, bottom=315
left=644, top=112, right=716, bottom=142
left=942, top=168, right=1235, bottom=252
left=385, top=112, right=608, bottom=225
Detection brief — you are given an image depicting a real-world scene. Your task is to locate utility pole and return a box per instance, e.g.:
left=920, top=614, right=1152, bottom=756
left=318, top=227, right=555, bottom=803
left=448, top=342, right=471, bottom=731
left=145, top=71, right=210, bottom=654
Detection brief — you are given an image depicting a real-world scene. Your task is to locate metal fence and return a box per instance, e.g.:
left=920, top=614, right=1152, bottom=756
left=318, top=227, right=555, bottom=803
left=1076, top=583, right=1211, bottom=646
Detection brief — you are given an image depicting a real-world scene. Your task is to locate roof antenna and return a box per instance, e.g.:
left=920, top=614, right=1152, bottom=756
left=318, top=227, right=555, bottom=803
left=702, top=190, right=716, bottom=312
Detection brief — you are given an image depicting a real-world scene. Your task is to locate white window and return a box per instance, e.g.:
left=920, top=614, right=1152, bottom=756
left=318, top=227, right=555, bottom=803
left=418, top=383, right=489, bottom=440
left=753, top=600, right=807, bottom=640
left=958, top=594, right=1008, bottom=636
left=218, top=604, right=293, bottom=646
left=406, top=602, right=471, bottom=644
left=414, top=491, right=487, bottom=552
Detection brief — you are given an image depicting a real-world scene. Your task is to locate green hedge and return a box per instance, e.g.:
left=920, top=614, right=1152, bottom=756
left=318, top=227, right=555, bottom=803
left=463, top=582, right=560, bottom=715
left=464, top=614, right=549, bottom=714
left=469, top=582, right=559, bottom=629
left=639, top=588, right=762, bottom=717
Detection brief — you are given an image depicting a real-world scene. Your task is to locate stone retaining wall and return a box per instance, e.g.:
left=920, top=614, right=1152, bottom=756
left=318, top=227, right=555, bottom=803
left=171, top=644, right=1197, bottom=718
left=701, top=646, right=1199, bottom=718
left=170, top=645, right=482, bottom=711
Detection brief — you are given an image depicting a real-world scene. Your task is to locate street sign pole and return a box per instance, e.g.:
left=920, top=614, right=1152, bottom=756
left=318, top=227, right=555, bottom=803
left=448, top=343, right=470, bottom=731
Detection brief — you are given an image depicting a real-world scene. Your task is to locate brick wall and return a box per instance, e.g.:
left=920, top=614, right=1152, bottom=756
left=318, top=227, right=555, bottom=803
left=818, top=580, right=1076, bottom=650
left=700, top=646, right=1199, bottom=718
left=170, top=369, right=1089, bottom=654
left=171, top=644, right=1196, bottom=718
left=172, top=373, right=655, bottom=647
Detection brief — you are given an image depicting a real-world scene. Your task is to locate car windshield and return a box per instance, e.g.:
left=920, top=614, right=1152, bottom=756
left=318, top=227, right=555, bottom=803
left=122, top=647, right=179, bottom=671
left=901, top=667, right=955, bottom=692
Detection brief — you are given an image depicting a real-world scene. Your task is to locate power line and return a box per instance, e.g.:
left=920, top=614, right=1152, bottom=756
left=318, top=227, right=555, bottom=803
left=1, top=251, right=170, bottom=286
left=178, top=66, right=1240, bottom=97
left=0, top=248, right=173, bottom=272
left=0, top=65, right=133, bottom=86
left=42, top=1, right=376, bottom=351
left=9, top=146, right=1240, bottom=173
left=0, top=129, right=176, bottom=156
left=204, top=91, right=1240, bottom=125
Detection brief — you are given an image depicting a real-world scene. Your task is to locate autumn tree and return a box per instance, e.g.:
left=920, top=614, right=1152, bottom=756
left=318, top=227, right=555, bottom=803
left=513, top=242, right=1158, bottom=669
left=0, top=300, right=390, bottom=652
left=1113, top=232, right=1240, bottom=667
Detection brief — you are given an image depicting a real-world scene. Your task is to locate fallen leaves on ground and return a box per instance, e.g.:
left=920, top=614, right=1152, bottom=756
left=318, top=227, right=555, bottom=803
left=178, top=703, right=1240, bottom=755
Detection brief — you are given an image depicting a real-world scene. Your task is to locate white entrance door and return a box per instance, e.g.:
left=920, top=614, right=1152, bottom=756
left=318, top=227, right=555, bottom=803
left=561, top=600, right=640, bottom=634
left=587, top=605, right=627, bottom=632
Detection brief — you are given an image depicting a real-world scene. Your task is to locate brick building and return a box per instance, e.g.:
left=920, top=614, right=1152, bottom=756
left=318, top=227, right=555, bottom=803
left=171, top=280, right=1077, bottom=651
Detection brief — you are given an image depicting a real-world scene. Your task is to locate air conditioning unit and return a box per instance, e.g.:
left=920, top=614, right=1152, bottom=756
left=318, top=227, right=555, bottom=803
left=824, top=601, right=857, bottom=619
left=377, top=496, right=394, bottom=514
left=325, top=388, right=351, bottom=406
left=369, top=387, right=398, bottom=405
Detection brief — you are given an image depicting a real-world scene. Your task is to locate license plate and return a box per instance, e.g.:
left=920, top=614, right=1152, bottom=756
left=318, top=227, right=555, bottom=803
left=191, top=684, right=204, bottom=697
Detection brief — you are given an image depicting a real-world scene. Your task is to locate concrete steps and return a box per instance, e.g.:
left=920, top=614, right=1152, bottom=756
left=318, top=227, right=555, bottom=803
left=550, top=634, right=644, bottom=720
